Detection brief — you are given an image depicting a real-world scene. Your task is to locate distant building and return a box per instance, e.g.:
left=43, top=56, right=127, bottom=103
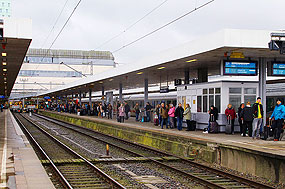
left=0, top=0, right=11, bottom=18
left=10, top=48, right=116, bottom=98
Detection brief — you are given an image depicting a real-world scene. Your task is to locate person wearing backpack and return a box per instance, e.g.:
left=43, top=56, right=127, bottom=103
left=175, top=103, right=184, bottom=131
left=240, top=102, right=254, bottom=137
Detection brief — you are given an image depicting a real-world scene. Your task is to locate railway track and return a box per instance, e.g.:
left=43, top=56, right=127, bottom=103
left=13, top=112, right=126, bottom=189
left=32, top=113, right=275, bottom=189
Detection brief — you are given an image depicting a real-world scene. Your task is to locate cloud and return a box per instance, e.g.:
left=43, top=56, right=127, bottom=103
left=13, top=0, right=285, bottom=64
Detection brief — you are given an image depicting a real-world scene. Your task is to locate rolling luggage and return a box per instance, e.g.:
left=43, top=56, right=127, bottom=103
left=225, top=115, right=232, bottom=134
left=154, top=114, right=159, bottom=126
left=209, top=115, right=219, bottom=133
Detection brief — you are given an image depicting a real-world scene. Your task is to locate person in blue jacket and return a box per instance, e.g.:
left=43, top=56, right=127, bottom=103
left=269, top=99, right=285, bottom=141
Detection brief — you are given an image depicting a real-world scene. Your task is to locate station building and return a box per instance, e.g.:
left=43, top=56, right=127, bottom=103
left=10, top=48, right=116, bottom=99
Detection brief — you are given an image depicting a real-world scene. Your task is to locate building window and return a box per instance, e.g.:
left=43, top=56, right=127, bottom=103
left=6, top=9, right=8, bottom=13
left=0, top=9, right=2, bottom=13
left=209, top=95, right=214, bottom=109
left=197, top=96, right=202, bottom=112
left=8, top=3, right=10, bottom=7
left=203, top=95, right=208, bottom=113
left=2, top=3, right=4, bottom=7
left=244, top=88, right=256, bottom=104
left=229, top=88, right=242, bottom=94
left=215, top=95, right=221, bottom=113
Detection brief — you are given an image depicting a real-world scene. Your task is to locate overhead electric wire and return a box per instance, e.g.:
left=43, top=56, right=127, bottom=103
left=40, top=0, right=82, bottom=62
left=40, top=0, right=70, bottom=49
left=95, top=0, right=169, bottom=50
left=112, top=0, right=215, bottom=54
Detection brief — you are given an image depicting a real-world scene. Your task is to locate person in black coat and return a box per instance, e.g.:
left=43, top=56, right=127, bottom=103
left=240, top=102, right=254, bottom=137
left=124, top=102, right=130, bottom=120
left=175, top=103, right=184, bottom=131
left=238, top=103, right=245, bottom=134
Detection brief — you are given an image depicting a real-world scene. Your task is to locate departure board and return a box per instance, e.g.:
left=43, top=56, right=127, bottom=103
left=224, top=61, right=257, bottom=76
left=272, top=63, right=285, bottom=76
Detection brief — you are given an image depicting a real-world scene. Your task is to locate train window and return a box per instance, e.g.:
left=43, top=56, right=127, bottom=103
left=197, top=96, right=202, bottom=112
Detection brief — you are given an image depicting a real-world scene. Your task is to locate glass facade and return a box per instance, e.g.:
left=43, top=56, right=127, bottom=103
left=18, top=70, right=82, bottom=77
left=0, top=0, right=11, bottom=17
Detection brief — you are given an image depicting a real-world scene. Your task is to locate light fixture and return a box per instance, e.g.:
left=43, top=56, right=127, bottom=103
left=99, top=81, right=103, bottom=84
left=109, top=79, right=113, bottom=81
left=4, top=77, right=6, bottom=81
left=137, top=72, right=143, bottom=75
left=157, top=67, right=166, bottom=70
left=2, top=52, right=7, bottom=57
left=186, top=59, right=197, bottom=63
left=2, top=62, right=6, bottom=66
left=3, top=68, right=7, bottom=72
left=4, top=81, right=6, bottom=84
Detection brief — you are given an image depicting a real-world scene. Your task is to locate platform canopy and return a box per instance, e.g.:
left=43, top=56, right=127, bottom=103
left=36, top=29, right=285, bottom=97
left=0, top=18, right=32, bottom=98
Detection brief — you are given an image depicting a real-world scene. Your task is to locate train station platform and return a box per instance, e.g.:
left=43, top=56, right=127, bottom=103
left=39, top=110, right=285, bottom=184
left=0, top=110, right=55, bottom=189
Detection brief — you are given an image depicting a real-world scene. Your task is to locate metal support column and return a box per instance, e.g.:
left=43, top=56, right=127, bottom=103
left=185, top=70, right=190, bottom=84
left=259, top=57, right=267, bottom=120
left=22, top=98, right=25, bottom=108
left=36, top=97, right=39, bottom=109
left=119, top=83, right=123, bottom=103
left=89, top=89, right=92, bottom=109
left=79, top=91, right=82, bottom=105
left=144, top=78, right=149, bottom=107
left=71, top=93, right=74, bottom=106
left=102, top=86, right=105, bottom=105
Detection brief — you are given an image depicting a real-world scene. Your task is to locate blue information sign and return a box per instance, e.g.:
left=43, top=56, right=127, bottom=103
left=272, top=63, right=285, bottom=76
left=224, top=61, right=257, bottom=76
left=0, top=95, right=5, bottom=99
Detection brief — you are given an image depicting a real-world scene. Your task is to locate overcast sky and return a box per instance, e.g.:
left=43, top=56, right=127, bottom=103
left=13, top=0, right=285, bottom=64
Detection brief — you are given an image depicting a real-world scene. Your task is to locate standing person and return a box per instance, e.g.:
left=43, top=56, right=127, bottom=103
left=240, top=102, right=254, bottom=137
left=238, top=103, right=245, bottom=135
left=225, top=104, right=237, bottom=134
left=134, top=103, right=140, bottom=121
left=204, top=105, right=219, bottom=133
left=118, top=103, right=125, bottom=123
left=0, top=104, right=3, bottom=112
left=155, top=104, right=160, bottom=124
left=124, top=102, right=130, bottom=120
left=175, top=103, right=184, bottom=131
left=270, top=99, right=285, bottom=141
left=160, top=103, right=168, bottom=129
left=145, top=102, right=153, bottom=122
left=184, top=104, right=192, bottom=131
left=168, top=104, right=175, bottom=129
left=107, top=104, right=113, bottom=119
left=252, top=97, right=264, bottom=140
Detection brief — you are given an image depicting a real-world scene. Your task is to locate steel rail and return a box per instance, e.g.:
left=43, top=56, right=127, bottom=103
left=16, top=113, right=126, bottom=189
left=37, top=112, right=275, bottom=189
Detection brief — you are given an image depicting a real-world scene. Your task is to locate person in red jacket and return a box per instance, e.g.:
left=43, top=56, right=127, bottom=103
left=225, top=104, right=237, bottom=134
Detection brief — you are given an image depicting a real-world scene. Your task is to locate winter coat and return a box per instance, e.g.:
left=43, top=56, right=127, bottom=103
left=240, top=106, right=254, bottom=122
left=209, top=108, right=218, bottom=121
left=252, top=102, right=263, bottom=118
left=183, top=107, right=191, bottom=120
left=125, top=104, right=130, bottom=113
left=134, top=105, right=140, bottom=113
left=270, top=103, right=285, bottom=120
left=225, top=108, right=236, bottom=120
left=168, top=107, right=175, bottom=117
left=145, top=104, right=152, bottom=111
left=175, top=107, right=184, bottom=119
left=119, top=106, right=125, bottom=117
left=160, top=107, right=168, bottom=119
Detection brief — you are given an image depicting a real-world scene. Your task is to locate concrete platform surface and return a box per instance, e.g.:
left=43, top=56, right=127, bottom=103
left=45, top=111, right=285, bottom=158
left=0, top=110, right=55, bottom=189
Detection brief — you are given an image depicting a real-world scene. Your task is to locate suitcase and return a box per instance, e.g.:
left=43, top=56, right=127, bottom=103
left=189, top=120, right=196, bottom=131
left=225, top=116, right=232, bottom=134
left=209, top=115, right=219, bottom=133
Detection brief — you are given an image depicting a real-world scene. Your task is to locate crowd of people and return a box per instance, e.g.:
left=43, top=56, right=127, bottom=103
left=43, top=96, right=284, bottom=141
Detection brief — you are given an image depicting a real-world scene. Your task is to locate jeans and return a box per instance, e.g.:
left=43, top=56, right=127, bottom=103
left=135, top=112, right=139, bottom=121
left=161, top=118, right=168, bottom=129
left=272, top=119, right=283, bottom=140
left=177, top=117, right=183, bottom=131
left=252, top=118, right=262, bottom=138
left=146, top=111, right=150, bottom=122
left=244, top=121, right=253, bottom=137
left=169, top=117, right=175, bottom=129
